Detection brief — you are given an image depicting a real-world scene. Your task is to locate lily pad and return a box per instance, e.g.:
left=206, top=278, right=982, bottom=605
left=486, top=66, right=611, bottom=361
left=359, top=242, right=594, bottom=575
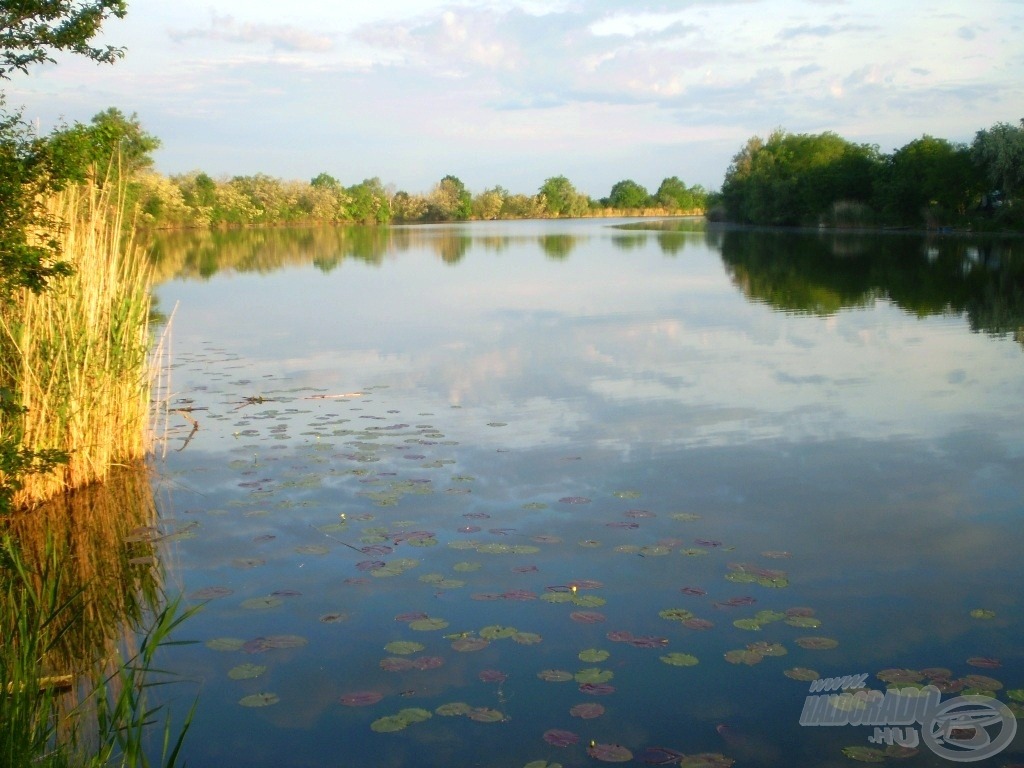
left=575, top=668, right=614, bottom=684
left=587, top=743, right=633, bottom=762
left=228, top=663, right=267, bottom=680
left=784, top=667, right=820, bottom=681
left=559, top=496, right=591, bottom=504
left=239, top=692, right=279, bottom=707
left=513, top=631, right=543, bottom=645
left=733, top=619, right=762, bottom=631
left=452, top=637, right=490, bottom=652
left=661, top=653, right=700, bottom=667
left=578, top=649, right=610, bottom=663
left=240, top=595, right=283, bottom=610
left=795, top=636, right=839, bottom=650
left=785, top=616, right=821, bottom=629
left=841, top=746, right=887, bottom=762
left=206, top=637, right=245, bottom=652
left=467, top=707, right=504, bottom=722
left=570, top=702, right=605, bottom=719
left=724, top=649, right=763, bottom=666
left=543, top=729, right=579, bottom=747
left=969, top=608, right=996, bottom=619
left=538, top=669, right=574, bottom=682
left=435, top=702, right=472, bottom=716
left=409, top=617, right=449, bottom=631
left=340, top=691, right=384, bottom=706
left=384, top=641, right=424, bottom=655
left=659, top=608, right=696, bottom=622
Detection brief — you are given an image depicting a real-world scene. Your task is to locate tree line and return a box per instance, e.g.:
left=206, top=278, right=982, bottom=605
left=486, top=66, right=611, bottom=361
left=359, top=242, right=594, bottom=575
left=718, top=122, right=1024, bottom=230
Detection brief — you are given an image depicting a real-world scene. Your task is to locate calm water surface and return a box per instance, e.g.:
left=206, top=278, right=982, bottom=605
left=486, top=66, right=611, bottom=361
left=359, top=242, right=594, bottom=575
left=148, top=220, right=1024, bottom=767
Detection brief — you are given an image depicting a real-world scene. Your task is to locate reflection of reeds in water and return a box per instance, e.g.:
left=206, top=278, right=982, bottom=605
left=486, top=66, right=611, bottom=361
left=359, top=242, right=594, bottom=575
left=1, top=462, right=196, bottom=766
left=0, top=180, right=153, bottom=509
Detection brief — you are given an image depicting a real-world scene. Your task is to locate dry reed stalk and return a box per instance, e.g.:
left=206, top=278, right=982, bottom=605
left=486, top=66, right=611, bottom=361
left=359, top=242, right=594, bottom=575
left=0, top=179, right=155, bottom=508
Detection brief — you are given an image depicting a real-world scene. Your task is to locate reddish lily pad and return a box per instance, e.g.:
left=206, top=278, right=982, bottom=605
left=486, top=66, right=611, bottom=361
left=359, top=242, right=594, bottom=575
left=340, top=691, right=384, bottom=707
left=966, top=656, right=1001, bottom=669
left=587, top=743, right=633, bottom=762
left=479, top=669, right=508, bottom=683
left=578, top=682, right=616, bottom=695
left=570, top=702, right=605, bottom=719
left=543, top=729, right=580, bottom=747
left=570, top=611, right=606, bottom=624
left=724, top=649, right=763, bottom=666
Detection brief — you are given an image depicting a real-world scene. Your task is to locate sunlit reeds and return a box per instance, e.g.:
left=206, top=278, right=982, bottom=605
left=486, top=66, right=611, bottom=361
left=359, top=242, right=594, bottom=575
left=0, top=177, right=154, bottom=508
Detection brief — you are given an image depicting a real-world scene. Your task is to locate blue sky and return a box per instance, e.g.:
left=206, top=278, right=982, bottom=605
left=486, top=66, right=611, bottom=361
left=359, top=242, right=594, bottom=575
left=7, top=0, right=1023, bottom=196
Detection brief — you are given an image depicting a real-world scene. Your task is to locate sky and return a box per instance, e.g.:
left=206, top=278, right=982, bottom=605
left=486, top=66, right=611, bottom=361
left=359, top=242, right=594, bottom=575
left=6, top=0, right=1024, bottom=197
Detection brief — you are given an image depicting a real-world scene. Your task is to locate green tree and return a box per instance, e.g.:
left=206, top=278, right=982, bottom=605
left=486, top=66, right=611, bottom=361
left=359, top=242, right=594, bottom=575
left=607, top=179, right=651, bottom=209
left=972, top=120, right=1024, bottom=202
left=721, top=129, right=881, bottom=225
left=427, top=174, right=471, bottom=221
left=347, top=177, right=391, bottom=224
left=876, top=136, right=979, bottom=225
left=538, top=175, right=589, bottom=217
left=0, top=1, right=127, bottom=78
left=656, top=176, right=707, bottom=211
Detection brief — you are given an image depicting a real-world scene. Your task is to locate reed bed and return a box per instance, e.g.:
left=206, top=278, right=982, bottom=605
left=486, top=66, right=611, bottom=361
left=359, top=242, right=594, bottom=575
left=0, top=178, right=154, bottom=509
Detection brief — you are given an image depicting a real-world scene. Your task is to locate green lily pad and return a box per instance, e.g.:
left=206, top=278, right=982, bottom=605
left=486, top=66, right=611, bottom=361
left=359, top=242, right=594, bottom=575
left=1007, top=689, right=1024, bottom=702
left=841, top=746, right=887, bottom=762
left=453, top=561, right=481, bottom=572
left=239, top=692, right=279, bottom=707
left=753, top=610, right=785, bottom=623
left=384, top=641, right=424, bottom=655
left=524, top=762, right=562, bottom=768
left=795, top=636, right=839, bottom=650
left=206, top=637, right=245, bottom=651
left=409, top=617, right=449, bottom=631
left=785, top=616, right=821, bottom=628
left=578, top=649, right=610, bottom=663
left=574, top=668, right=614, bottom=684
left=784, top=667, right=820, bottom=681
left=436, top=702, right=472, bottom=716
left=513, top=631, right=543, bottom=645
left=613, top=490, right=641, bottom=499
left=661, top=653, right=699, bottom=667
left=370, top=715, right=408, bottom=732
left=672, top=513, right=701, bottom=521
left=480, top=625, right=518, bottom=640
left=747, top=641, right=787, bottom=657
left=724, top=649, right=763, bottom=665
left=969, top=608, right=996, bottom=619
left=733, top=619, right=762, bottom=631
left=228, top=663, right=267, bottom=680
left=538, top=669, right=574, bottom=682
left=467, top=707, right=504, bottom=722
left=659, top=608, right=696, bottom=622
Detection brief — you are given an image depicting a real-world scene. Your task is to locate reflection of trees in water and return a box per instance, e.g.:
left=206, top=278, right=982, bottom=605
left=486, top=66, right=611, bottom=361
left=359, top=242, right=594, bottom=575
left=717, top=229, right=1024, bottom=344
left=146, top=226, right=618, bottom=279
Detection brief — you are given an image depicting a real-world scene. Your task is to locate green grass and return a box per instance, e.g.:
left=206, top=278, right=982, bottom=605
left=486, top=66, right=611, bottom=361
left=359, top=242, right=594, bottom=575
left=0, top=532, right=198, bottom=767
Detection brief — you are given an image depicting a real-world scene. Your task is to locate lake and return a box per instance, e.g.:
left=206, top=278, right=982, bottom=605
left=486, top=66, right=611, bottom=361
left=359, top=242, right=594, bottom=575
left=147, top=219, right=1024, bottom=767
